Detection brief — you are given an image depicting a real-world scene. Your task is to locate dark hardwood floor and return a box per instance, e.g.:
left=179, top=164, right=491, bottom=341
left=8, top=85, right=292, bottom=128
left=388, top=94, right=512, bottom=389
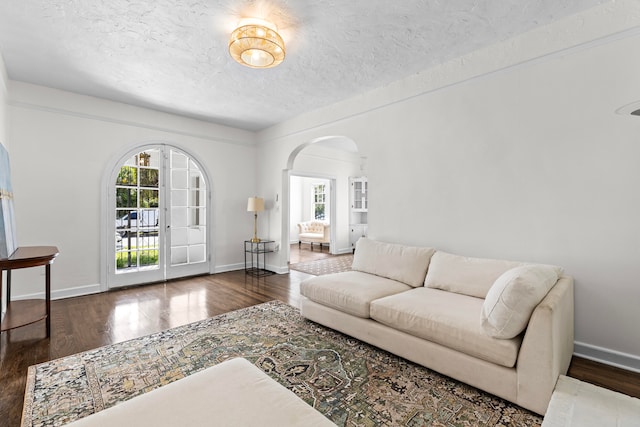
left=2, top=246, right=639, bottom=426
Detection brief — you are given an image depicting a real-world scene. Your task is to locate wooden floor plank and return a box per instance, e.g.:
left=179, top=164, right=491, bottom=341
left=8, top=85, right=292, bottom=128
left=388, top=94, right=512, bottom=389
left=1, top=248, right=639, bottom=426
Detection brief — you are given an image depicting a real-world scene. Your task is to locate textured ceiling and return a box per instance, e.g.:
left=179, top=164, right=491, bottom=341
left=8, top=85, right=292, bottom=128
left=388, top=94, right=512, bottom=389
left=0, top=1, right=604, bottom=131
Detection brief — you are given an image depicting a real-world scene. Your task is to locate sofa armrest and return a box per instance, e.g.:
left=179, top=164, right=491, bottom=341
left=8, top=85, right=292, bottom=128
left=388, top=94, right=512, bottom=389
left=322, top=224, right=331, bottom=241
left=516, top=276, right=574, bottom=414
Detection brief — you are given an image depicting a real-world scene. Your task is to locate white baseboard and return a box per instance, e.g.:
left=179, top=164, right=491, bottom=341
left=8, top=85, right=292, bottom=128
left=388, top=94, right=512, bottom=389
left=217, top=262, right=286, bottom=275
left=335, top=247, right=353, bottom=255
left=266, top=263, right=290, bottom=274
left=213, top=263, right=245, bottom=273
left=12, top=283, right=103, bottom=301
left=574, top=341, right=640, bottom=374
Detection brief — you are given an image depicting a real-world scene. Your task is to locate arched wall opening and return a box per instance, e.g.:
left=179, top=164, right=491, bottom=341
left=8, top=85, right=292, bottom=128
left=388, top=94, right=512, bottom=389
left=281, top=135, right=365, bottom=269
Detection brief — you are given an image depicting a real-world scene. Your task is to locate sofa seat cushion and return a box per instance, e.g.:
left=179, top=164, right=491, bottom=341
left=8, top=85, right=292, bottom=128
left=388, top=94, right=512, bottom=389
left=370, top=287, right=522, bottom=367
left=300, top=232, right=325, bottom=239
left=300, top=271, right=412, bottom=318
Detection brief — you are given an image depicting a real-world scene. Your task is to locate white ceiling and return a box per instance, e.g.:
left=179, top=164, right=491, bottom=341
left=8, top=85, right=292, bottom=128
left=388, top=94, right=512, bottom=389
left=0, top=1, right=604, bottom=131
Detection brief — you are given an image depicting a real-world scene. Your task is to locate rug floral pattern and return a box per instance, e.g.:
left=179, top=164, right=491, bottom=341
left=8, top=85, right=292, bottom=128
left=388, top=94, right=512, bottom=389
left=23, top=301, right=542, bottom=427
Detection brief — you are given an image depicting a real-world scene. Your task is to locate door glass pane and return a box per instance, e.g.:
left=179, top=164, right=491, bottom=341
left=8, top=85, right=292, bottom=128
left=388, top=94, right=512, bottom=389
left=171, top=246, right=188, bottom=265
left=116, top=189, right=137, bottom=208
left=140, top=168, right=159, bottom=188
left=171, top=170, right=188, bottom=189
left=188, top=245, right=205, bottom=263
left=115, top=149, right=161, bottom=274
left=189, top=208, right=206, bottom=226
left=189, top=189, right=205, bottom=206
left=172, top=228, right=188, bottom=246
left=172, top=189, right=188, bottom=207
left=171, top=207, right=188, bottom=227
left=116, top=166, right=137, bottom=186
left=188, top=227, right=206, bottom=245
left=140, top=189, right=159, bottom=208
left=172, top=151, right=189, bottom=168
left=139, top=247, right=159, bottom=266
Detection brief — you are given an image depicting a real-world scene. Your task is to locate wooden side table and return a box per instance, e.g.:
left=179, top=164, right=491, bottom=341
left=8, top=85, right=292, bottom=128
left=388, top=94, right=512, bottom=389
left=0, top=246, right=59, bottom=337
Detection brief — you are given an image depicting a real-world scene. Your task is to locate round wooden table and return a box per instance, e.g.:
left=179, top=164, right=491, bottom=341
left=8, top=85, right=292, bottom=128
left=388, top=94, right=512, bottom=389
left=0, top=246, right=59, bottom=337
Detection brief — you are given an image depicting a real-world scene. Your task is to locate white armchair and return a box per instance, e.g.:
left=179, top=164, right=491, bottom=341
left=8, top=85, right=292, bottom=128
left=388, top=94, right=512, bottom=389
left=297, top=221, right=330, bottom=251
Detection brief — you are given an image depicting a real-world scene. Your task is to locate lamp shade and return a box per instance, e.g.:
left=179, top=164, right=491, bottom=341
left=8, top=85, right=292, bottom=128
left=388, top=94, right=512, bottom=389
left=247, top=197, right=265, bottom=212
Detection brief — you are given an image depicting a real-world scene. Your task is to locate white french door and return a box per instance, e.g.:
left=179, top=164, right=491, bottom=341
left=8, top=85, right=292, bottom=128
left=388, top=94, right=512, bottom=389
left=108, top=145, right=209, bottom=288
left=164, top=149, right=208, bottom=280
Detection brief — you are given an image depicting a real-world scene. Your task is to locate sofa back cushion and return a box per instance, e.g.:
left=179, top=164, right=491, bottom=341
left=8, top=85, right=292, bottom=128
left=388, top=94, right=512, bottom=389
left=425, top=251, right=529, bottom=298
left=298, top=221, right=327, bottom=234
left=481, top=265, right=562, bottom=339
left=351, top=238, right=435, bottom=287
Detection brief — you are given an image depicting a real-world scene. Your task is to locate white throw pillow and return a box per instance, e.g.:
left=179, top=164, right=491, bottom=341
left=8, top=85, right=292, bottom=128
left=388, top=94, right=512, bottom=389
left=481, top=265, right=562, bottom=339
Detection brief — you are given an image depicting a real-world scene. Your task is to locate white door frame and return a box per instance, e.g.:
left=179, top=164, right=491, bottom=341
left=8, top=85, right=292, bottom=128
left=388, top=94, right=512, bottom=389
left=287, top=170, right=338, bottom=261
left=100, top=142, right=213, bottom=290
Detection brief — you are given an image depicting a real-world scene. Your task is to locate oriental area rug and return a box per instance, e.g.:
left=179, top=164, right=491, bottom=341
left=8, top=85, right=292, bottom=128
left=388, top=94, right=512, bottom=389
left=22, top=301, right=542, bottom=427
left=289, top=254, right=353, bottom=276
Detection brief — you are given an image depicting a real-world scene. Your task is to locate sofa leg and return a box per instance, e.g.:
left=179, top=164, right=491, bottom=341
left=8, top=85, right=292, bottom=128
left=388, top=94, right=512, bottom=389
left=299, top=241, right=301, bottom=249
left=310, top=243, right=313, bottom=251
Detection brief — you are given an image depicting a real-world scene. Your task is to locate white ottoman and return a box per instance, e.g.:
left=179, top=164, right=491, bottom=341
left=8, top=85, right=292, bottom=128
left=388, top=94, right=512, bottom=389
left=66, top=357, right=336, bottom=426
left=542, top=375, right=640, bottom=427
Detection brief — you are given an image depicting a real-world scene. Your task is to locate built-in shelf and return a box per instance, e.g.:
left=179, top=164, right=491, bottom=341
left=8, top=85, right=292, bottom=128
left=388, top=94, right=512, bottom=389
left=349, top=177, right=368, bottom=250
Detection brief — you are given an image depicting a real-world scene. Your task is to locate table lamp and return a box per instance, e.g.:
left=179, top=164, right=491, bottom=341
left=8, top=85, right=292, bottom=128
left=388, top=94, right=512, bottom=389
left=247, top=197, right=265, bottom=243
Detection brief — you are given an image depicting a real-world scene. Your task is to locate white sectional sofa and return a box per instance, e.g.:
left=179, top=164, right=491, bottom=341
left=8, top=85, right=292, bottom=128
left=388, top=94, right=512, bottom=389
left=300, top=238, right=574, bottom=415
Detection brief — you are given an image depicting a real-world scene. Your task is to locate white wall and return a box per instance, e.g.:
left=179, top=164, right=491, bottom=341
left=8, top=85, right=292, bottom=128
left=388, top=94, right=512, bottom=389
left=7, top=82, right=257, bottom=298
left=0, top=53, right=7, bottom=147
left=0, top=53, right=8, bottom=318
left=289, top=176, right=303, bottom=241
left=257, top=2, right=640, bottom=371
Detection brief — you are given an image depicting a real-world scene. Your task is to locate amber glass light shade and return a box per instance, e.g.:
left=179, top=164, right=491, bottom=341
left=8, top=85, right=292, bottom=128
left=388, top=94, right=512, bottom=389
left=229, top=19, right=285, bottom=68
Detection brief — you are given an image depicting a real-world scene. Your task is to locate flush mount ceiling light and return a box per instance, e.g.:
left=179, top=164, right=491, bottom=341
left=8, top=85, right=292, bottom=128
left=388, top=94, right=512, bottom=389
left=229, top=18, right=285, bottom=69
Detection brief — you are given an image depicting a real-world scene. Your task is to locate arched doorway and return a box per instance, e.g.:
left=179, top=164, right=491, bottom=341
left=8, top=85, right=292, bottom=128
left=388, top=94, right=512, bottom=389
left=105, top=144, right=211, bottom=288
left=281, top=136, right=365, bottom=269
